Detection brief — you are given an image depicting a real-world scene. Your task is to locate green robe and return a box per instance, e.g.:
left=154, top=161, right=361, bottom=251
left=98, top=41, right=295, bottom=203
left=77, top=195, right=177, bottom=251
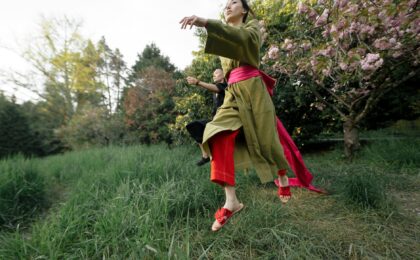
left=202, top=19, right=289, bottom=184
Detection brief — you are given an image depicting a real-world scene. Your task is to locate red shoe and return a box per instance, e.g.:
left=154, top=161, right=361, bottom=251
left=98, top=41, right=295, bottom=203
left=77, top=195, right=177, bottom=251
left=278, top=186, right=291, bottom=204
left=275, top=179, right=292, bottom=204
left=211, top=203, right=244, bottom=232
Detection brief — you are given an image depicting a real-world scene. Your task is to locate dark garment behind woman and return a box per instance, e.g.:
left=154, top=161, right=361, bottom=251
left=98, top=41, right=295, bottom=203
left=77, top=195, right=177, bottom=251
left=186, top=82, right=227, bottom=143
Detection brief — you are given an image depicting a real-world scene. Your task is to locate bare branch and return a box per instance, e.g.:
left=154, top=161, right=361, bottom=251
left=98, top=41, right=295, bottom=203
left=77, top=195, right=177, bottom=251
left=355, top=69, right=419, bottom=123
left=319, top=84, right=351, bottom=111
left=309, top=84, right=347, bottom=119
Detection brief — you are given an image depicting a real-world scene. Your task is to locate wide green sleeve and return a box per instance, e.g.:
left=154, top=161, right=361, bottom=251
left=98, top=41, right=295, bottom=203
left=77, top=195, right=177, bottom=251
left=204, top=19, right=261, bottom=68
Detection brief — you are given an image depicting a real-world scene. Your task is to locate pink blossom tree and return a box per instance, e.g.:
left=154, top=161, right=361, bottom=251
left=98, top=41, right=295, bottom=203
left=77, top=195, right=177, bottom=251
left=265, top=0, right=419, bottom=157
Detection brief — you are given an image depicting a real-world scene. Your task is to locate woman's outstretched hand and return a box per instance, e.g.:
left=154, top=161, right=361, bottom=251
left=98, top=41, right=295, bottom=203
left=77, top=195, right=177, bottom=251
left=179, top=15, right=208, bottom=29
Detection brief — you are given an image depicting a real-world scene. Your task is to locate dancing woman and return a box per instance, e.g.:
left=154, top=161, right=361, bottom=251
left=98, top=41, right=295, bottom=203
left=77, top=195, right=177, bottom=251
left=180, top=0, right=298, bottom=231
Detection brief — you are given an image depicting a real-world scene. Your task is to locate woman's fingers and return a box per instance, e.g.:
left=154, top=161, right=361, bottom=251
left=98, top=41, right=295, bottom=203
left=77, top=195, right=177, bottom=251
left=180, top=17, right=186, bottom=29
left=180, top=15, right=202, bottom=29
left=180, top=16, right=191, bottom=29
left=190, top=17, right=197, bottom=30
left=180, top=18, right=186, bottom=29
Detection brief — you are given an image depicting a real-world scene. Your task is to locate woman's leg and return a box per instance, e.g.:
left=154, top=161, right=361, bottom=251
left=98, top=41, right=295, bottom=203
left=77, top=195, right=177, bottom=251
left=209, top=130, right=239, bottom=186
left=209, top=130, right=243, bottom=231
left=223, top=185, right=241, bottom=210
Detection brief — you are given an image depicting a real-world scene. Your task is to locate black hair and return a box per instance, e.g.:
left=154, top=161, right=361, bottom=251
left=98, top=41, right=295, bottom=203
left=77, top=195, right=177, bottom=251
left=240, top=0, right=254, bottom=22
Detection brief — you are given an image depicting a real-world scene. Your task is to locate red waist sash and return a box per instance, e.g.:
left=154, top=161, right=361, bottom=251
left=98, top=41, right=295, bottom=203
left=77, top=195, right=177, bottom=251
left=228, top=65, right=276, bottom=96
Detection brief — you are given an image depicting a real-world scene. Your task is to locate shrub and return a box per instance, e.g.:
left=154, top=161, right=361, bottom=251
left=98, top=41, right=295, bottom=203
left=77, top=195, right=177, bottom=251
left=341, top=171, right=388, bottom=209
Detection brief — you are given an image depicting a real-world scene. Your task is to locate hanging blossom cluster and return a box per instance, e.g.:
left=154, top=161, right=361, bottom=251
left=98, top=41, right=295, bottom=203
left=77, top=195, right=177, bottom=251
left=360, top=53, right=384, bottom=72
left=266, top=0, right=419, bottom=83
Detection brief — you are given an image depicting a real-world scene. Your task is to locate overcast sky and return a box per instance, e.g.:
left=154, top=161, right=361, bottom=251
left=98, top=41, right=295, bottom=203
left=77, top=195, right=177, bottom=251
left=0, top=0, right=226, bottom=102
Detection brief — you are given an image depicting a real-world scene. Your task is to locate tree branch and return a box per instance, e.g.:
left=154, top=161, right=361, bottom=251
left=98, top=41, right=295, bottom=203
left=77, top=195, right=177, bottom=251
left=319, top=84, right=351, bottom=111
left=309, top=84, right=347, bottom=119
left=355, top=69, right=419, bottom=123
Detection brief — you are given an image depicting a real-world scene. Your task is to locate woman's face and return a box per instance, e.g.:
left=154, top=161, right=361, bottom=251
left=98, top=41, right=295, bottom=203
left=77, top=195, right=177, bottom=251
left=224, top=0, right=246, bottom=24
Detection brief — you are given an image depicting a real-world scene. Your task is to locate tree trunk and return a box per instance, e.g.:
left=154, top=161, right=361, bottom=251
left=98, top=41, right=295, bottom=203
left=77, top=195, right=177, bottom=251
left=343, top=118, right=360, bottom=159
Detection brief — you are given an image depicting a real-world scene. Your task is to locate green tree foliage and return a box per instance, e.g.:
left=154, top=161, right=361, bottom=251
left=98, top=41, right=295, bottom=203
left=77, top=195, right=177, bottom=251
left=20, top=100, right=65, bottom=155
left=97, top=37, right=128, bottom=113
left=3, top=17, right=105, bottom=153
left=2, top=17, right=133, bottom=152
left=362, top=76, right=420, bottom=130
left=124, top=66, right=176, bottom=145
left=128, top=43, right=176, bottom=83
left=73, top=40, right=104, bottom=111
left=58, top=106, right=126, bottom=149
left=0, top=95, right=39, bottom=158
left=56, top=37, right=130, bottom=150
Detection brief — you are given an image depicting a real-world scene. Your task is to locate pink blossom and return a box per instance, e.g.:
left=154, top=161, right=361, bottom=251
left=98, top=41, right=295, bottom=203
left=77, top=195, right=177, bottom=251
left=390, top=18, right=402, bottom=28
left=317, top=46, right=335, bottom=57
left=339, top=30, right=349, bottom=40
left=315, top=9, right=329, bottom=27
left=282, top=39, right=295, bottom=51
left=297, top=2, right=309, bottom=14
left=410, top=18, right=420, bottom=34
left=310, top=59, right=318, bottom=68
left=360, top=24, right=375, bottom=35
left=339, top=62, right=348, bottom=70
left=378, top=10, right=390, bottom=25
left=344, top=4, right=358, bottom=15
left=366, top=53, right=380, bottom=63
left=322, top=68, right=331, bottom=76
left=330, top=24, right=338, bottom=34
left=392, top=51, right=404, bottom=58
left=273, top=62, right=288, bottom=74
left=334, top=0, right=349, bottom=9
left=336, top=20, right=346, bottom=30
left=375, top=58, right=384, bottom=68
left=393, top=42, right=402, bottom=50
left=340, top=0, right=349, bottom=8
left=322, top=27, right=330, bottom=37
left=268, top=45, right=280, bottom=59
left=408, top=0, right=417, bottom=8
left=349, top=22, right=359, bottom=33
left=360, top=53, right=383, bottom=71
left=308, top=9, right=318, bottom=21
left=373, top=38, right=391, bottom=50
left=317, top=0, right=325, bottom=5
left=301, top=42, right=312, bottom=50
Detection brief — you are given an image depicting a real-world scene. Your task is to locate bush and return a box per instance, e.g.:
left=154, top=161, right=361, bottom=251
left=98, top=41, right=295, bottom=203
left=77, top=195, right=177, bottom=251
left=341, top=171, right=389, bottom=210
left=0, top=157, right=47, bottom=228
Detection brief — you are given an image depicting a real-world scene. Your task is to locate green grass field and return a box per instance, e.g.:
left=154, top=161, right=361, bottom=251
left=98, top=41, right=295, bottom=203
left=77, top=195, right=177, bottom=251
left=0, top=137, right=419, bottom=259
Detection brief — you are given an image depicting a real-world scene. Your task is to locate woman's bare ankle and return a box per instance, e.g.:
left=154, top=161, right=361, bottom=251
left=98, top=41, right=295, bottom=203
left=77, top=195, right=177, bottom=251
left=278, top=175, right=289, bottom=187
